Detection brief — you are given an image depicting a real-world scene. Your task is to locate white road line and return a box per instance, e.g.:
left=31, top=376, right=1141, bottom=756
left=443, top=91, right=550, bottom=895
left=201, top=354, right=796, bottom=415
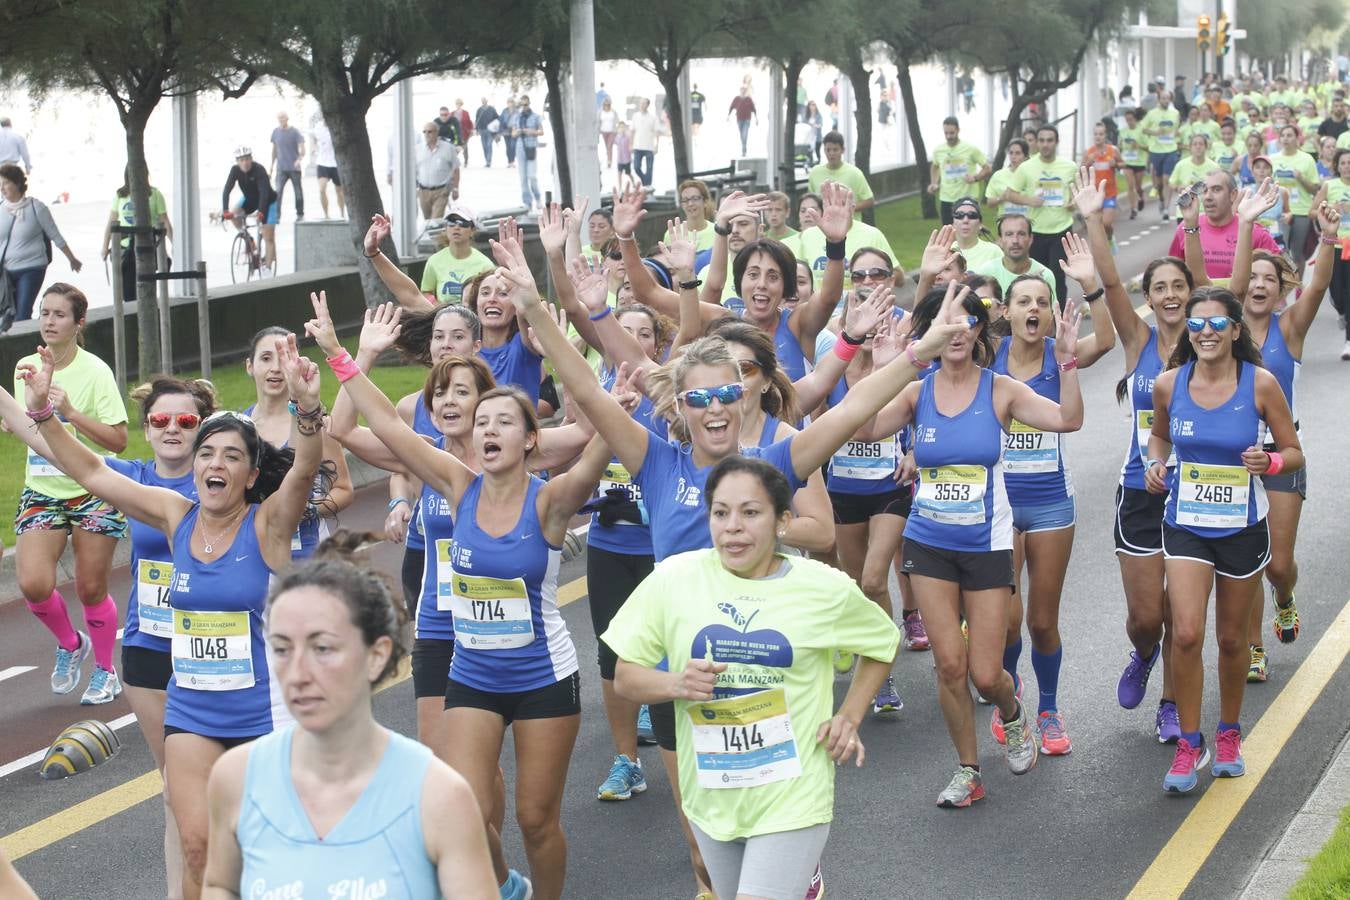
left=0, top=713, right=138, bottom=780
left=0, top=667, right=36, bottom=683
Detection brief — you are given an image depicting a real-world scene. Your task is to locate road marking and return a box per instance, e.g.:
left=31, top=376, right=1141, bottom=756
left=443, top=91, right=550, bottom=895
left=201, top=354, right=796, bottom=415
left=0, top=714, right=137, bottom=781
left=1127, top=600, right=1350, bottom=899
left=0, top=666, right=36, bottom=683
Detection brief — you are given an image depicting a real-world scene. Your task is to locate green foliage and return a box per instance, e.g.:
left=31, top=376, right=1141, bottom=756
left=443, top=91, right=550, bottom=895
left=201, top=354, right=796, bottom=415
left=1238, top=0, right=1346, bottom=61
left=1288, top=805, right=1350, bottom=900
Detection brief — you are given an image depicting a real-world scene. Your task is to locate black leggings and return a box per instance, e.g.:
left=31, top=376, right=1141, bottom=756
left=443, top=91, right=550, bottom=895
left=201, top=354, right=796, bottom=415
left=1331, top=256, right=1350, bottom=339
left=402, top=545, right=425, bottom=621
left=586, top=544, right=654, bottom=680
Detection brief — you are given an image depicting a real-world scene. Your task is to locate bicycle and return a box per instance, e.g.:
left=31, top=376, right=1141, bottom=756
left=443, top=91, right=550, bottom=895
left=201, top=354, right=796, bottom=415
left=217, top=211, right=276, bottom=283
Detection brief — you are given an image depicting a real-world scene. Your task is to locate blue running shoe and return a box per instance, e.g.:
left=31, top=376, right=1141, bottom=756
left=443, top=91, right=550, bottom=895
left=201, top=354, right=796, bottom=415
left=1212, top=729, right=1246, bottom=778
left=1163, top=738, right=1211, bottom=793
left=1117, top=643, right=1160, bottom=709
left=50, top=630, right=91, bottom=695
left=636, top=704, right=657, bottom=745
left=1155, top=700, right=1181, bottom=744
left=597, top=754, right=647, bottom=800
left=499, top=868, right=533, bottom=900
left=80, top=666, right=122, bottom=705
left=872, top=676, right=902, bottom=714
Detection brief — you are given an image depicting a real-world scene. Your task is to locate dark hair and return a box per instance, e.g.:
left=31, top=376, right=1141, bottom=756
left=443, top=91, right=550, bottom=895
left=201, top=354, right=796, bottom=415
left=962, top=273, right=1003, bottom=304
left=705, top=455, right=793, bottom=519
left=422, top=354, right=496, bottom=414
left=475, top=386, right=541, bottom=456
left=266, top=530, right=407, bottom=684
left=0, top=163, right=26, bottom=195
left=848, top=245, right=895, bottom=272
left=798, top=192, right=823, bottom=214
left=909, top=286, right=995, bottom=366
left=996, top=213, right=1032, bottom=237
left=1334, top=148, right=1350, bottom=173
left=704, top=319, right=801, bottom=424
left=192, top=412, right=297, bottom=503
left=1006, top=274, right=1052, bottom=304
left=396, top=302, right=483, bottom=366
left=130, top=375, right=218, bottom=426
left=247, top=326, right=291, bottom=361
left=942, top=116, right=960, bottom=128
left=822, top=130, right=845, bottom=147
left=732, top=239, right=798, bottom=303
left=1036, top=124, right=1059, bottom=140
left=463, top=271, right=519, bottom=338
left=1007, top=138, right=1030, bottom=157
left=1250, top=250, right=1299, bottom=297
left=1166, top=287, right=1263, bottom=370
left=616, top=302, right=676, bottom=358
left=1114, top=256, right=1195, bottom=402
left=589, top=208, right=614, bottom=225
left=41, top=284, right=89, bottom=346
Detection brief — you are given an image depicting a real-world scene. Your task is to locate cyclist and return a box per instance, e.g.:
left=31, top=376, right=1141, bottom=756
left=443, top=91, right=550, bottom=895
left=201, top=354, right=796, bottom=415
left=221, top=146, right=279, bottom=271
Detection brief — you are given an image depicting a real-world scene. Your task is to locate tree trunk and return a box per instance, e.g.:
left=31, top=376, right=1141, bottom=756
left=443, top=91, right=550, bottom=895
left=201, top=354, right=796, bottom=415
left=323, top=96, right=394, bottom=307
left=657, top=66, right=691, bottom=182
left=123, top=111, right=160, bottom=379
left=991, top=78, right=1057, bottom=171
left=895, top=51, right=936, bottom=219
left=844, top=52, right=873, bottom=181
left=542, top=49, right=572, bottom=207
left=781, top=54, right=805, bottom=191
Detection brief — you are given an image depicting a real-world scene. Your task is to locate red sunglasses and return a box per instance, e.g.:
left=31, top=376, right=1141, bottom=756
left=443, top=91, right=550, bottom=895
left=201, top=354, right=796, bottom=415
left=147, top=412, right=202, bottom=430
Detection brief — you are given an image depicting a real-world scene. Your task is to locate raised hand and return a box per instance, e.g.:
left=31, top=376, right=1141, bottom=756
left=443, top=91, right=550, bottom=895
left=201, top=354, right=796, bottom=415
left=1315, top=199, right=1342, bottom=236
left=844, top=283, right=895, bottom=340
left=567, top=256, right=610, bottom=313
left=497, top=216, right=523, bottom=251
left=869, top=310, right=903, bottom=368
left=538, top=203, right=568, bottom=255
left=919, top=225, right=959, bottom=279
left=1058, top=232, right=1096, bottom=285
left=356, top=302, right=402, bottom=358
left=1236, top=178, right=1280, bottom=224
left=17, top=347, right=56, bottom=411
left=1071, top=166, right=1105, bottom=217
left=566, top=196, right=591, bottom=235
left=715, top=190, right=769, bottom=228
left=609, top=361, right=643, bottom=415
left=1054, top=297, right=1083, bottom=362
left=818, top=181, right=856, bottom=243
left=524, top=305, right=567, bottom=356
left=364, top=215, right=392, bottom=256
left=277, top=333, right=321, bottom=409
left=612, top=183, right=647, bottom=236
left=1179, top=184, right=1201, bottom=229
left=304, top=290, right=342, bottom=356
left=489, top=232, right=542, bottom=312
left=911, top=280, right=975, bottom=363
left=659, top=217, right=697, bottom=276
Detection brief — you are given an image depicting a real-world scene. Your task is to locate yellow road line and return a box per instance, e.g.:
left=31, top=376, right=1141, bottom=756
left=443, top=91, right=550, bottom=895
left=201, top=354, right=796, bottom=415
left=1, top=574, right=591, bottom=862
left=1127, top=601, right=1350, bottom=899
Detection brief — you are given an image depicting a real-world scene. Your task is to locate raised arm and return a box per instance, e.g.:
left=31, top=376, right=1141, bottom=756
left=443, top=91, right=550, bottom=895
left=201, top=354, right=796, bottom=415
left=539, top=434, right=612, bottom=543
left=999, top=300, right=1084, bottom=433
left=1283, top=199, right=1339, bottom=349
left=327, top=323, right=411, bottom=472
left=566, top=255, right=658, bottom=375
left=362, top=215, right=434, bottom=311
left=1179, top=182, right=1210, bottom=288
left=658, top=218, right=706, bottom=354
left=1057, top=231, right=1115, bottom=367
left=612, top=184, right=680, bottom=320
left=914, top=225, right=958, bottom=300
left=1229, top=178, right=1280, bottom=300
left=792, top=287, right=894, bottom=411
left=791, top=181, right=851, bottom=346
left=254, top=334, right=326, bottom=564
left=1073, top=166, right=1150, bottom=356
left=540, top=203, right=605, bottom=353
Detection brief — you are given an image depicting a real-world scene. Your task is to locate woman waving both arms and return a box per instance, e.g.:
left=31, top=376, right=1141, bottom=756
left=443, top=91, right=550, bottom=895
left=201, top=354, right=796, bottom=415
left=1144, top=287, right=1302, bottom=792
left=18, top=332, right=323, bottom=900
left=1075, top=166, right=1191, bottom=742
left=309, top=293, right=610, bottom=900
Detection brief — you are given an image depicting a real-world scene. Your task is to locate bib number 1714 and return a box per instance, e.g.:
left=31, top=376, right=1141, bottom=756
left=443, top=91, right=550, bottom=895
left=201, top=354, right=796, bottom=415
left=471, top=599, right=506, bottom=621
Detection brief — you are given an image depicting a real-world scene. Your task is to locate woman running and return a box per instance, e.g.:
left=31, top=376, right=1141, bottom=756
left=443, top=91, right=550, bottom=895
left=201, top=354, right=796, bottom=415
left=19, top=331, right=323, bottom=900
left=1145, top=288, right=1301, bottom=792
left=312, top=295, right=607, bottom=900
left=603, top=457, right=900, bottom=900
left=1318, top=150, right=1350, bottom=359
left=986, top=233, right=1115, bottom=756
left=202, top=533, right=498, bottom=899
left=1271, top=125, right=1321, bottom=273
left=11, top=284, right=128, bottom=705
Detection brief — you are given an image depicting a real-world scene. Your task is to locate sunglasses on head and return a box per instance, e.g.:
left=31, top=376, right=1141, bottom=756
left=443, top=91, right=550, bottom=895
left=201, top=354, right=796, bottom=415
left=445, top=217, right=473, bottom=227
left=848, top=267, right=892, bottom=282
left=952, top=210, right=981, bottom=221
left=1186, top=315, right=1233, bottom=332
left=148, top=412, right=202, bottom=430
left=680, top=383, right=745, bottom=408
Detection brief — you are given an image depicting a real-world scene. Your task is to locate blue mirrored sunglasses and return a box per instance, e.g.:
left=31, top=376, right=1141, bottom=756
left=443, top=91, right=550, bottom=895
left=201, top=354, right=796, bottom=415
left=1186, top=315, right=1232, bottom=332
left=680, top=383, right=745, bottom=408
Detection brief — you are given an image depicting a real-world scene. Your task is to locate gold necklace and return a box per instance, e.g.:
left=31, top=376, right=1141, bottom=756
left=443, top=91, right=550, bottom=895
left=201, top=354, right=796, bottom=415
left=199, top=507, right=244, bottom=555
left=48, top=341, right=75, bottom=369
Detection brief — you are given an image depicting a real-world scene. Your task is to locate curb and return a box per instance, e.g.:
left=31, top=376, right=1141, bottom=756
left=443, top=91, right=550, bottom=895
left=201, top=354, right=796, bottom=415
left=1239, top=728, right=1350, bottom=898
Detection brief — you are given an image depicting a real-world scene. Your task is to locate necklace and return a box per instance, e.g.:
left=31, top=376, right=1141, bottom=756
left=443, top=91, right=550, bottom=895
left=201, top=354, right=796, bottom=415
left=48, top=342, right=75, bottom=369
left=199, top=507, right=244, bottom=555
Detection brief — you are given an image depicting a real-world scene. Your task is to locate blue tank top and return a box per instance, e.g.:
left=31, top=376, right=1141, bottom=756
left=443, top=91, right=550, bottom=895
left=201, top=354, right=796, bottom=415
left=587, top=367, right=655, bottom=557
left=404, top=394, right=441, bottom=554
left=1259, top=313, right=1300, bottom=440
left=165, top=505, right=284, bottom=738
left=990, top=336, right=1073, bottom=506
left=415, top=436, right=457, bottom=642
left=905, top=367, right=1013, bottom=552
left=237, top=726, right=438, bottom=900
left=634, top=435, right=805, bottom=561
left=1120, top=328, right=1172, bottom=490
left=1239, top=155, right=1254, bottom=186
left=105, top=458, right=198, bottom=653
left=773, top=308, right=809, bottom=382
left=1164, top=361, right=1268, bottom=537
left=825, top=375, right=901, bottom=496
left=478, top=333, right=543, bottom=405
left=757, top=414, right=783, bottom=447
left=447, top=475, right=578, bottom=692
left=244, top=404, right=323, bottom=559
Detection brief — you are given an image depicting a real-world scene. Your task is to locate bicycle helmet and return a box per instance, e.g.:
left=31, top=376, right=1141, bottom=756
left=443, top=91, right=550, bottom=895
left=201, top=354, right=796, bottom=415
left=234, top=145, right=253, bottom=159
left=40, top=719, right=121, bottom=780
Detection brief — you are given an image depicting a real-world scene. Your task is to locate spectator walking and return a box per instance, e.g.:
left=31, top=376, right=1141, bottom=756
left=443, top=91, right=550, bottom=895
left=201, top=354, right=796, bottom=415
left=415, top=122, right=460, bottom=223
left=270, top=111, right=305, bottom=221
left=474, top=97, right=499, bottom=167
left=631, top=98, right=658, bottom=187
left=690, top=85, right=706, bottom=136
left=0, top=118, right=32, bottom=171
left=0, top=165, right=81, bottom=331
left=512, top=95, right=544, bottom=213
left=501, top=98, right=519, bottom=168
left=452, top=100, right=473, bottom=165
left=803, top=101, right=824, bottom=164
left=435, top=106, right=460, bottom=147
left=310, top=117, right=344, bottom=219
left=599, top=98, right=619, bottom=167
left=728, top=86, right=758, bottom=157
left=615, top=121, right=633, bottom=179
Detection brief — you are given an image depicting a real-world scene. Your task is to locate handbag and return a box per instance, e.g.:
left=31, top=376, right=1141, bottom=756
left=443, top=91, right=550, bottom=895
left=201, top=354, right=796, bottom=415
left=0, top=214, right=14, bottom=333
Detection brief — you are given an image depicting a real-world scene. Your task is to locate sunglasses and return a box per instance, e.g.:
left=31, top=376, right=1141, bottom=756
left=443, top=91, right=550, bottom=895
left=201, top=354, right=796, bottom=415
left=848, top=267, right=893, bottom=282
left=148, top=412, right=202, bottom=430
left=680, top=383, right=745, bottom=408
left=1186, top=315, right=1233, bottom=332
left=422, top=129, right=437, bottom=134
left=445, top=217, right=473, bottom=227
left=736, top=359, right=762, bottom=376
left=952, top=210, right=981, bottom=221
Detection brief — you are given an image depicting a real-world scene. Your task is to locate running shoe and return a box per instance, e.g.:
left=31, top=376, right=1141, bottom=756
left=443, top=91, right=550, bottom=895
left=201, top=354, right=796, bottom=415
left=1038, top=710, right=1072, bottom=755
left=500, top=868, right=533, bottom=900
left=936, top=766, right=985, bottom=808
left=1212, top=729, right=1246, bottom=778
left=80, top=667, right=122, bottom=705
left=873, top=676, right=903, bottom=714
left=832, top=650, right=856, bottom=676
left=902, top=611, right=930, bottom=651
left=1129, top=207, right=1138, bottom=220
left=50, top=630, right=91, bottom=695
left=597, top=754, right=646, bottom=801
left=990, top=675, right=1023, bottom=744
left=804, top=864, right=825, bottom=899
left=1117, top=642, right=1160, bottom=709
left=1155, top=700, right=1181, bottom=744
left=1247, top=644, right=1269, bottom=683
left=1273, top=595, right=1300, bottom=644
left=1342, top=340, right=1350, bottom=361
left=1163, top=738, right=1211, bottom=793
left=1003, top=705, right=1038, bottom=775
left=637, top=704, right=657, bottom=745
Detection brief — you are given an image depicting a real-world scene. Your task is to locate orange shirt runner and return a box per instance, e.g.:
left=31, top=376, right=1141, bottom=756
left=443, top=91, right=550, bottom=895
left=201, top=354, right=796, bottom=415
left=1082, top=144, right=1121, bottom=199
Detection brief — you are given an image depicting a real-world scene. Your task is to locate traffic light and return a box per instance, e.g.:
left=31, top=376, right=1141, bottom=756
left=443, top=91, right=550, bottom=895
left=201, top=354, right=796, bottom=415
left=1197, top=14, right=1212, bottom=53
left=1216, top=14, right=1231, bottom=56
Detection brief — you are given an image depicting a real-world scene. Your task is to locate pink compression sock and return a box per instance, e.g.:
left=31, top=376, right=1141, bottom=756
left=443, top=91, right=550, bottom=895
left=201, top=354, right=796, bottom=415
left=82, top=595, right=120, bottom=672
left=27, top=590, right=81, bottom=652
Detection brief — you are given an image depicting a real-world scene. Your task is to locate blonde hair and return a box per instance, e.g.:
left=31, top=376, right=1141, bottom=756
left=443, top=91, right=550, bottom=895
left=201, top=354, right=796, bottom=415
left=646, top=335, right=740, bottom=442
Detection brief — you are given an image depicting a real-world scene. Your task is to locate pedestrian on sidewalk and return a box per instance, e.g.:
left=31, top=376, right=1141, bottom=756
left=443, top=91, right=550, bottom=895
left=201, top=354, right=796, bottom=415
left=270, top=112, right=305, bottom=221
left=474, top=97, right=499, bottom=167
left=0, top=117, right=32, bottom=171
left=512, top=95, right=544, bottom=213
left=728, top=86, right=757, bottom=157
left=631, top=99, right=657, bottom=187
left=415, top=122, right=460, bottom=223
left=310, top=117, right=344, bottom=219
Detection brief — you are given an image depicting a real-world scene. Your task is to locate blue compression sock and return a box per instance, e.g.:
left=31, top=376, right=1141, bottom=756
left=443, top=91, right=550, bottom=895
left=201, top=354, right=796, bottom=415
left=1003, top=638, right=1023, bottom=685
left=1217, top=721, right=1241, bottom=734
left=1182, top=730, right=1204, bottom=748
left=1031, top=646, right=1062, bottom=715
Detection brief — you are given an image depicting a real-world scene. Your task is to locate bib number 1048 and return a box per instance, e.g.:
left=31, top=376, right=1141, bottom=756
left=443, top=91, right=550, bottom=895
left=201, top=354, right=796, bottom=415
left=191, top=636, right=229, bottom=659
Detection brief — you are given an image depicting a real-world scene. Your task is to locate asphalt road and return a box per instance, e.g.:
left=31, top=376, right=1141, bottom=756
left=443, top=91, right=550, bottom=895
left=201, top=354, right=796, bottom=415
left=2, top=208, right=1348, bottom=899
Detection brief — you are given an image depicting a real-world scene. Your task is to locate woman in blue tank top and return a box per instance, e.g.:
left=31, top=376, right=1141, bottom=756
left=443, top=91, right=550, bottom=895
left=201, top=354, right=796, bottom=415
left=1145, top=287, right=1302, bottom=793
left=1186, top=195, right=1336, bottom=681
left=1078, top=168, right=1195, bottom=743
left=860, top=282, right=1083, bottom=807
left=20, top=333, right=324, bottom=900
left=986, top=250, right=1115, bottom=758
left=203, top=537, right=498, bottom=899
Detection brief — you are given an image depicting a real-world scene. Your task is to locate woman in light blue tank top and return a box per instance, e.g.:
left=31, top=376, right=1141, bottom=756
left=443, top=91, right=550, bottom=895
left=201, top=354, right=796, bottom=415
left=1144, top=287, right=1302, bottom=793
left=204, top=546, right=498, bottom=900
left=20, top=333, right=324, bottom=900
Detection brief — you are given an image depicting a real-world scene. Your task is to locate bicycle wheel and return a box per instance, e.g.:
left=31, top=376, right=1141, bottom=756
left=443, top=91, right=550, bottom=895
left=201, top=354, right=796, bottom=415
left=230, top=232, right=252, bottom=284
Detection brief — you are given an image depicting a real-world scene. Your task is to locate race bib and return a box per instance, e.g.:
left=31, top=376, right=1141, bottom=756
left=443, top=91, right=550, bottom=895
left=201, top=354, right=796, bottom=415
left=290, top=530, right=303, bottom=552
left=687, top=688, right=801, bottom=790
left=597, top=461, right=643, bottom=526
left=1002, top=421, right=1059, bottom=474
left=1156, top=131, right=1176, bottom=147
left=172, top=610, right=254, bottom=691
left=1136, top=411, right=1177, bottom=466
left=136, top=559, right=175, bottom=640
left=830, top=435, right=897, bottom=481
left=435, top=539, right=455, bottom=611
left=448, top=571, right=534, bottom=649
left=914, top=465, right=988, bottom=525
left=27, top=423, right=75, bottom=478
left=943, top=162, right=969, bottom=181
left=1003, top=202, right=1029, bottom=216
left=1037, top=181, right=1065, bottom=207
left=1177, top=463, right=1250, bottom=529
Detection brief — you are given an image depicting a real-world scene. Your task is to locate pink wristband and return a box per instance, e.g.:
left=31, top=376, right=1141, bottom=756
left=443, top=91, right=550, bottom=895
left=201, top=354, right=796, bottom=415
left=905, top=344, right=932, bottom=370
left=26, top=401, right=54, bottom=422
left=1266, top=451, right=1284, bottom=475
left=326, top=350, right=361, bottom=383
left=833, top=338, right=860, bottom=363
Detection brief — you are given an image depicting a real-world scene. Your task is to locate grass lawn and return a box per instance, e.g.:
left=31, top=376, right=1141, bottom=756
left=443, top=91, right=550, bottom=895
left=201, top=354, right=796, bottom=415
left=0, top=337, right=430, bottom=548
left=1288, top=805, right=1350, bottom=899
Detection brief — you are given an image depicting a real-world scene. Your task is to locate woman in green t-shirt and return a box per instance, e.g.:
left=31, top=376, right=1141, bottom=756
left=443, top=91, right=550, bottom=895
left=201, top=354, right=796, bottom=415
left=604, top=456, right=899, bottom=900
left=1119, top=109, right=1148, bottom=218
